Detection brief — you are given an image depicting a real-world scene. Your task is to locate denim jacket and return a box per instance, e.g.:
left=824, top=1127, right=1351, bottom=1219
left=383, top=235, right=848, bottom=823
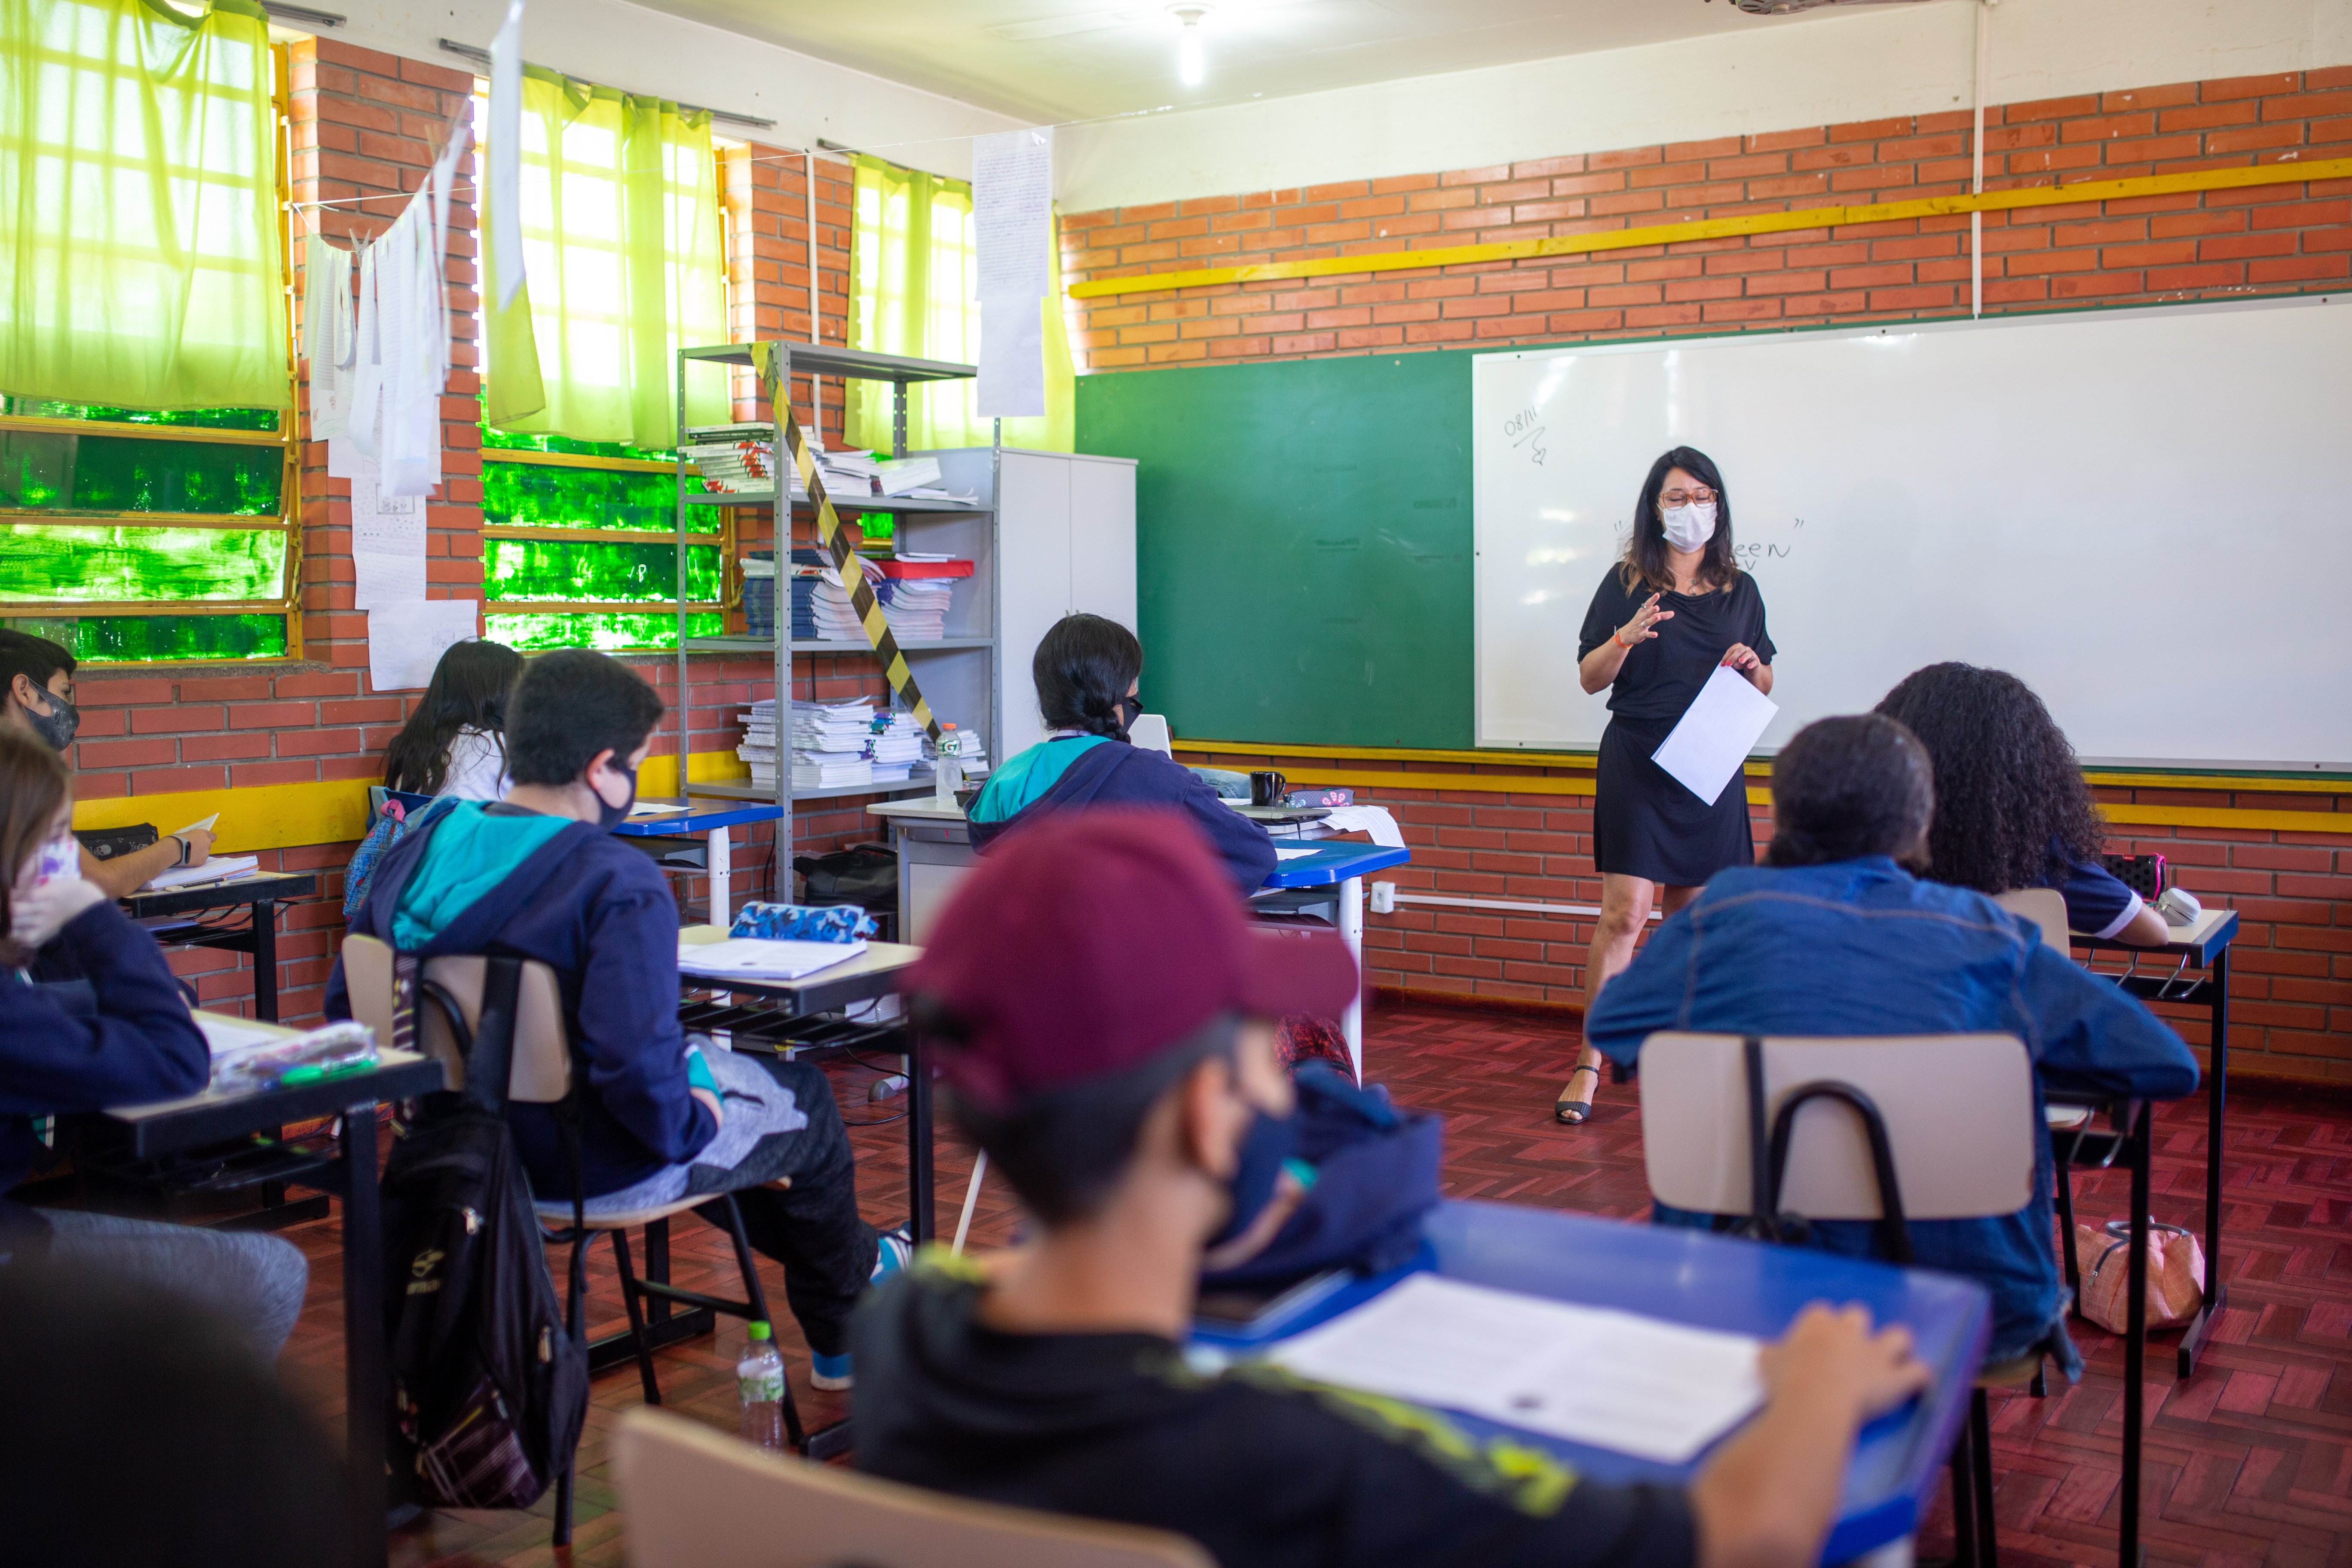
left=1584, top=857, right=2200, bottom=1371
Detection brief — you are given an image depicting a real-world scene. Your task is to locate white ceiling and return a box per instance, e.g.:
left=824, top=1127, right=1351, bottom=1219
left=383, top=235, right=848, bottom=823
left=626, top=0, right=1861, bottom=125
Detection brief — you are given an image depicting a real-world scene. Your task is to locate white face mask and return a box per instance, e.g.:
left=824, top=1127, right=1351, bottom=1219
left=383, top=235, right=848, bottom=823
left=31, top=830, right=77, bottom=888
left=1660, top=500, right=1717, bottom=553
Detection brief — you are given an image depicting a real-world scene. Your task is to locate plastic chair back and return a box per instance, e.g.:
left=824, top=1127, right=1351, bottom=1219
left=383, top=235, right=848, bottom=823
left=1993, top=888, right=2071, bottom=953
left=1127, top=713, right=1173, bottom=756
left=1639, top=1032, right=2036, bottom=1222
left=611, top=1406, right=1214, bottom=1568
left=341, top=932, right=570, bottom=1102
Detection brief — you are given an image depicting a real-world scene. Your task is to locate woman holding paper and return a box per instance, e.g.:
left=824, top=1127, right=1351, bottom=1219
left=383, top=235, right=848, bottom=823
left=1554, top=447, right=1774, bottom=1126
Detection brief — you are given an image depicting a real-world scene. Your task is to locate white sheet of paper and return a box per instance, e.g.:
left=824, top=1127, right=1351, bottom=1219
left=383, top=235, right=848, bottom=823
left=1274, top=846, right=1321, bottom=860
left=972, top=127, right=1051, bottom=417
left=197, top=1014, right=282, bottom=1059
left=1317, top=805, right=1407, bottom=848
left=1268, top=1274, right=1766, bottom=1464
left=171, top=813, right=220, bottom=836
left=368, top=600, right=478, bottom=690
left=349, top=453, right=427, bottom=609
left=677, top=937, right=867, bottom=983
left=488, top=0, right=527, bottom=309
left=1651, top=665, right=1778, bottom=806
left=142, top=855, right=262, bottom=892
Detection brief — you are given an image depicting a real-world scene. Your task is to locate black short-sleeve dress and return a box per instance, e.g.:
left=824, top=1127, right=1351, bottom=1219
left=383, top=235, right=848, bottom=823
left=1577, top=567, right=1776, bottom=886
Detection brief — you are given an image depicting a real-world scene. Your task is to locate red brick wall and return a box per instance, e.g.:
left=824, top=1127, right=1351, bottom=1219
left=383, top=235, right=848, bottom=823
left=1062, top=68, right=2352, bottom=367
left=1185, top=744, right=2352, bottom=1084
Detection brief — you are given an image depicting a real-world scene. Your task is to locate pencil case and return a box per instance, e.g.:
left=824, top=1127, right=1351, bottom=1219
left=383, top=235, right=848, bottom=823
left=729, top=902, right=878, bottom=943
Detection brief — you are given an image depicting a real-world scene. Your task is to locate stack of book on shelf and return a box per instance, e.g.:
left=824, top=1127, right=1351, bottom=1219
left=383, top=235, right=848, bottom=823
left=803, top=554, right=974, bottom=644
left=735, top=698, right=930, bottom=792
left=683, top=423, right=777, bottom=496
left=815, top=448, right=975, bottom=505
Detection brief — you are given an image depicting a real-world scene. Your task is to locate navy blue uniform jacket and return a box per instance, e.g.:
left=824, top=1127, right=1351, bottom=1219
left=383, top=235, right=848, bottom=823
left=967, top=739, right=1277, bottom=897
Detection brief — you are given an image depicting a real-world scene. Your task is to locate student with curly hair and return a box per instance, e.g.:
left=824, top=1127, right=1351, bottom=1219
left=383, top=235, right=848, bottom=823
left=1874, top=663, right=2168, bottom=946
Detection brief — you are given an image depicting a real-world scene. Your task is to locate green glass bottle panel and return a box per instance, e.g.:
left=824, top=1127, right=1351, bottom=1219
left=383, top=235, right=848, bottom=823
left=481, top=460, right=712, bottom=534
left=1, top=432, right=282, bottom=515
left=484, top=610, right=723, bottom=652
left=0, top=523, right=288, bottom=603
left=484, top=539, right=721, bottom=603
left=3, top=613, right=288, bottom=662
left=1, top=396, right=279, bottom=433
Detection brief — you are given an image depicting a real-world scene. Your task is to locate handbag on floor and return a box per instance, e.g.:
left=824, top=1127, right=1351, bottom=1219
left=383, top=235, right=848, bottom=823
left=2074, top=1218, right=2204, bottom=1334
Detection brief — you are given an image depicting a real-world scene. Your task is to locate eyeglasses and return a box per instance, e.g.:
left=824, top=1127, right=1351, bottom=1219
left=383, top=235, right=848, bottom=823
left=1660, top=487, right=1716, bottom=506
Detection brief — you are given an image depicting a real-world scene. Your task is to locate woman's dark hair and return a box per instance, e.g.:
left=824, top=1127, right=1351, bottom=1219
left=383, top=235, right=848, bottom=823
left=1872, top=662, right=2105, bottom=894
left=1033, top=612, right=1142, bottom=743
left=1766, top=714, right=1935, bottom=869
left=505, top=648, right=665, bottom=787
left=382, top=639, right=524, bottom=793
left=1622, top=445, right=1738, bottom=596
left=0, top=726, right=72, bottom=968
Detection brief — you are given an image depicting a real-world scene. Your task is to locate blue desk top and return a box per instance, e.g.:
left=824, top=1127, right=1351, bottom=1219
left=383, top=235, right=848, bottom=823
left=1260, top=842, right=1412, bottom=888
left=1198, top=1200, right=1989, bottom=1563
left=386, top=790, right=784, bottom=837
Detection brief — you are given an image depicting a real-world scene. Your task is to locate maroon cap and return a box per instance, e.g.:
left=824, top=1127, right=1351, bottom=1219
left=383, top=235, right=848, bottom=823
left=906, top=809, right=1359, bottom=1109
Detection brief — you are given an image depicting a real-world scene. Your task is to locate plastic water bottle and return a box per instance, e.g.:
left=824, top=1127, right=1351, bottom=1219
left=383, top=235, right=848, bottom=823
left=736, top=1321, right=787, bottom=1451
left=933, top=723, right=963, bottom=808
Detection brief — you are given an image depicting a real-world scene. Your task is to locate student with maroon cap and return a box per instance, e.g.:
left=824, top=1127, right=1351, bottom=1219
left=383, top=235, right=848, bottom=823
left=853, top=808, right=1933, bottom=1568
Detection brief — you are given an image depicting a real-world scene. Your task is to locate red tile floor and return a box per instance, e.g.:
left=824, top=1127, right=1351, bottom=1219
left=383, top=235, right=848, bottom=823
left=260, top=1002, right=2352, bottom=1567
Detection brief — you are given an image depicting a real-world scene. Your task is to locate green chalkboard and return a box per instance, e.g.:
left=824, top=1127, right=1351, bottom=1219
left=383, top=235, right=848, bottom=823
left=1076, top=352, right=1473, bottom=748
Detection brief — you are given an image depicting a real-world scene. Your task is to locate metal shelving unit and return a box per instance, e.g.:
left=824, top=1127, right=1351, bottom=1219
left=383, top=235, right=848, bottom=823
left=672, top=342, right=995, bottom=867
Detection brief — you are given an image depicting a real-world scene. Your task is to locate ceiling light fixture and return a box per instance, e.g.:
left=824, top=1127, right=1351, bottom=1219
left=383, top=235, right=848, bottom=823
left=1170, top=5, right=1210, bottom=87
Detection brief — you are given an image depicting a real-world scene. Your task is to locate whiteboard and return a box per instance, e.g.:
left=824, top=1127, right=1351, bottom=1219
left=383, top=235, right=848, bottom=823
left=1471, top=296, right=2352, bottom=770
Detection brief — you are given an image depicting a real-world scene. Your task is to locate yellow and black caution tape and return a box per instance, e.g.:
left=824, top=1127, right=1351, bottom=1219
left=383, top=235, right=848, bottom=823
left=749, top=343, right=941, bottom=742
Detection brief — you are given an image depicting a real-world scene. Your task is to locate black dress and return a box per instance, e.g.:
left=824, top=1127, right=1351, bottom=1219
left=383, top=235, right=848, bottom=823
left=1577, top=568, right=1776, bottom=886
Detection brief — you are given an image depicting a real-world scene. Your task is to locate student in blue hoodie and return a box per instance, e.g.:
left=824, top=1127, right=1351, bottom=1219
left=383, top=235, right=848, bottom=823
left=0, top=727, right=309, bottom=1357
left=328, top=649, right=901, bottom=1390
left=1584, top=713, right=2200, bottom=1377
left=969, top=614, right=1276, bottom=897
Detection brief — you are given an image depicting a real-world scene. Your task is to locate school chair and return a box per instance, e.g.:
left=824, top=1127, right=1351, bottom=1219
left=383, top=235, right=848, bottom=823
left=1637, top=1030, right=2043, bottom=1568
left=611, top=1406, right=1215, bottom=1568
left=1991, top=888, right=2069, bottom=954
left=341, top=934, right=808, bottom=1545
left=1127, top=713, right=1174, bottom=756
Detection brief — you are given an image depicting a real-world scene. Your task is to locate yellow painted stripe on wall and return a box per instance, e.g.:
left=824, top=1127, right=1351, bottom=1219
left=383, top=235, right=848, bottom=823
left=71, top=748, right=761, bottom=854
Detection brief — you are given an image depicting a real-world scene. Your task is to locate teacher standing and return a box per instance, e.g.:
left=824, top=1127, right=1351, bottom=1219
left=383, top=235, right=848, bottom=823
left=1555, top=446, right=1774, bottom=1126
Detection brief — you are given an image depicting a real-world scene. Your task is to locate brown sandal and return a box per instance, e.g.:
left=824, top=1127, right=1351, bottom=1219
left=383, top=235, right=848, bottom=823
left=1554, top=1063, right=1601, bottom=1126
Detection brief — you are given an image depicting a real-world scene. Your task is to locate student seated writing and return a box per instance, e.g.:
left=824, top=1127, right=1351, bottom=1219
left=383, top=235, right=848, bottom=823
left=381, top=638, right=524, bottom=802
left=0, top=728, right=309, bottom=1357
left=856, top=809, right=1932, bottom=1568
left=969, top=613, right=1276, bottom=896
left=1585, top=714, right=2199, bottom=1375
left=0, top=631, right=212, bottom=897
left=328, top=649, right=903, bottom=1390
left=1874, top=662, right=2169, bottom=945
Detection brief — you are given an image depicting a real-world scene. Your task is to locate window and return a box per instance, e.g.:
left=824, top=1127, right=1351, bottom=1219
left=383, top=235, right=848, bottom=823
left=0, top=12, right=298, bottom=664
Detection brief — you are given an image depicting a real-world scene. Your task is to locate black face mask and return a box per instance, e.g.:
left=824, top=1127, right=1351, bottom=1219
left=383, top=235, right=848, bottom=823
left=1204, top=1103, right=1296, bottom=1250
left=591, top=760, right=638, bottom=830
left=1117, top=693, right=1143, bottom=733
left=24, top=689, right=78, bottom=752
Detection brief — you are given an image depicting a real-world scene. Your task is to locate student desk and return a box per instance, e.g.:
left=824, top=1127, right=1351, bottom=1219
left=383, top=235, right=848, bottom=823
left=120, top=870, right=317, bottom=1022
left=865, top=802, right=1411, bottom=1080
left=2068, top=906, right=2239, bottom=1377
left=101, top=1029, right=444, bottom=1568
left=388, top=792, right=784, bottom=925
left=1198, top=1200, right=1992, bottom=1566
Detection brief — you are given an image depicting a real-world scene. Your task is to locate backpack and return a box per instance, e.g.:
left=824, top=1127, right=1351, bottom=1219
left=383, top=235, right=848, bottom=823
left=379, top=944, right=589, bottom=1509
left=343, top=795, right=411, bottom=922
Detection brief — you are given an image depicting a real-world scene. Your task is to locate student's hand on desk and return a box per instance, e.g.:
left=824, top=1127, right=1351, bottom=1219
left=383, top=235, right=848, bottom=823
left=10, top=875, right=107, bottom=948
left=172, top=827, right=214, bottom=868
left=1761, top=1303, right=1930, bottom=1420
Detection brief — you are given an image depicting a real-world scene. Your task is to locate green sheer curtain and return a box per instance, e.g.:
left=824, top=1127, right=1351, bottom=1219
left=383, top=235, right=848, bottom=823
left=846, top=153, right=1073, bottom=454
left=483, top=69, right=725, bottom=446
left=0, top=0, right=288, bottom=410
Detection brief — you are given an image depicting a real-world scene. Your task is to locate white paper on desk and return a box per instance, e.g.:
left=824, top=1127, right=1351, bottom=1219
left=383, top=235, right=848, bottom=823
left=1652, top=665, right=1777, bottom=806
left=196, top=1014, right=281, bottom=1058
left=349, top=453, right=427, bottom=609
left=142, top=854, right=261, bottom=891
left=678, top=937, right=867, bottom=982
left=1318, top=805, right=1406, bottom=848
left=1268, top=1274, right=1765, bottom=1463
left=1274, top=846, right=1322, bottom=860
left=368, top=600, right=478, bottom=690
left=972, top=127, right=1051, bottom=418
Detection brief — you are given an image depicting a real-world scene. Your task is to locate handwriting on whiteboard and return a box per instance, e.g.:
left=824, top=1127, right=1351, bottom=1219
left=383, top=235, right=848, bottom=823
left=1502, top=407, right=1547, bottom=467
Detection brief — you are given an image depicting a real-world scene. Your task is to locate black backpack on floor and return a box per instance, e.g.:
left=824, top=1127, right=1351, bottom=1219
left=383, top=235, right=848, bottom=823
left=380, top=956, right=588, bottom=1510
